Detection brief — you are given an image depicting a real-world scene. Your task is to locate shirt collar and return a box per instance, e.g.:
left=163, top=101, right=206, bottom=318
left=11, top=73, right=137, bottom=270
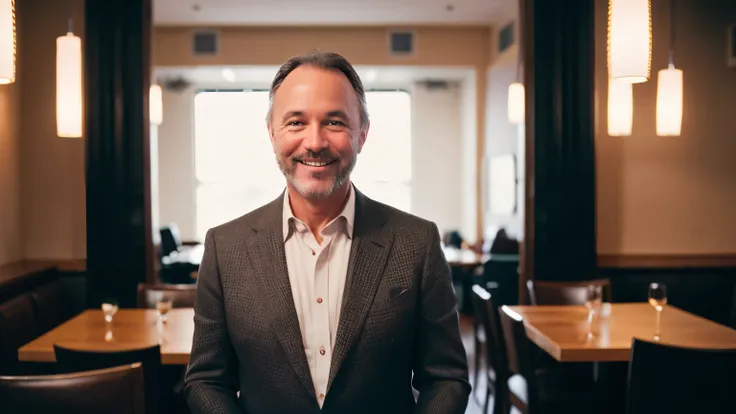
left=282, top=184, right=356, bottom=242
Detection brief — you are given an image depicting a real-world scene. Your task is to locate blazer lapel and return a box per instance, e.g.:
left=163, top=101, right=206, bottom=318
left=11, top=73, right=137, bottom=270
left=244, top=195, right=316, bottom=400
left=327, top=190, right=394, bottom=392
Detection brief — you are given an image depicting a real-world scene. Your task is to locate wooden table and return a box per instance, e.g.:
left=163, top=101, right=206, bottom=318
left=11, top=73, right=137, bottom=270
left=507, top=303, right=736, bottom=362
left=18, top=308, right=194, bottom=365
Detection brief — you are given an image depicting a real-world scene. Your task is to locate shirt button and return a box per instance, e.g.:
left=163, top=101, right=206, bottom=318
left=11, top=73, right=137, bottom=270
left=316, top=297, right=323, bottom=304
left=319, top=393, right=325, bottom=399
left=319, top=346, right=326, bottom=355
left=311, top=250, right=315, bottom=256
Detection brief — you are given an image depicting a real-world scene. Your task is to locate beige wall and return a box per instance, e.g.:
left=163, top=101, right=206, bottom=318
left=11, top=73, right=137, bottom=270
left=595, top=0, right=736, bottom=255
left=485, top=42, right=523, bottom=240
left=15, top=0, right=87, bottom=261
left=0, top=83, right=22, bottom=265
left=154, top=25, right=491, bottom=241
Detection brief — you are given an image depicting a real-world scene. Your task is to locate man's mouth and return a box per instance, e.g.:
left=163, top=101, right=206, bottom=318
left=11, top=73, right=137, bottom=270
left=296, top=159, right=337, bottom=167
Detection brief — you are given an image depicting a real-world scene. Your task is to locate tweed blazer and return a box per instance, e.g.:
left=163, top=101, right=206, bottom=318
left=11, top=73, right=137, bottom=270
left=183, top=188, right=470, bottom=414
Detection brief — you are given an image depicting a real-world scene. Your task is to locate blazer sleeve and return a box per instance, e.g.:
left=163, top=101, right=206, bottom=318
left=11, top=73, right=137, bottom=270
left=183, top=229, right=246, bottom=414
left=412, top=222, right=472, bottom=414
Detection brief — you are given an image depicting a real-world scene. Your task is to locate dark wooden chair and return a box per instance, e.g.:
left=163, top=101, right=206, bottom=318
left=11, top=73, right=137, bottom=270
left=499, top=306, right=608, bottom=413
left=54, top=344, right=166, bottom=414
left=470, top=285, right=511, bottom=414
left=0, top=363, right=144, bottom=414
left=137, top=282, right=196, bottom=308
left=526, top=278, right=612, bottom=306
left=626, top=338, right=736, bottom=414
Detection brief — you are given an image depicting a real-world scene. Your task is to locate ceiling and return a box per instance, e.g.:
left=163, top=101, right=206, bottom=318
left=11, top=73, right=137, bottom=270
left=155, top=65, right=475, bottom=88
left=154, top=0, right=515, bottom=27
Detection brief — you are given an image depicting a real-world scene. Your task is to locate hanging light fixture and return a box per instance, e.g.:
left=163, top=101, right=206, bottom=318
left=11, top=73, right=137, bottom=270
left=508, top=19, right=524, bottom=125
left=150, top=84, right=163, bottom=125
left=607, top=77, right=633, bottom=136
left=608, top=0, right=652, bottom=83
left=656, top=0, right=682, bottom=136
left=0, top=0, right=15, bottom=84
left=56, top=18, right=83, bottom=138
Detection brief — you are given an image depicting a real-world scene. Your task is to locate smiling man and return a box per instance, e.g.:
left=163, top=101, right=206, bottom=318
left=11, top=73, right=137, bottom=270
left=184, top=51, right=470, bottom=414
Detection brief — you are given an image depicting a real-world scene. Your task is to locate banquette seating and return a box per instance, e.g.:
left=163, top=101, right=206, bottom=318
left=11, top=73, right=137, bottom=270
left=0, top=263, right=76, bottom=375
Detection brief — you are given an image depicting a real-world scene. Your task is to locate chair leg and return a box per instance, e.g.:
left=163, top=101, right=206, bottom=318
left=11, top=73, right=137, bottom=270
left=483, top=385, right=491, bottom=413
left=473, top=322, right=482, bottom=392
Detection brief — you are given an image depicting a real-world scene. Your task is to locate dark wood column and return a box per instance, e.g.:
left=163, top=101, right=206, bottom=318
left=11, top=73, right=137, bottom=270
left=520, top=0, right=597, bottom=291
left=84, top=0, right=155, bottom=308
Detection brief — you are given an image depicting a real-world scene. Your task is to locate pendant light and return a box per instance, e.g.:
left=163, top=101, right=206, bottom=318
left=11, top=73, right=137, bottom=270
left=150, top=84, right=163, bottom=125
left=656, top=0, right=682, bottom=136
left=607, top=77, right=633, bottom=136
left=0, top=0, right=15, bottom=84
left=56, top=18, right=83, bottom=138
left=608, top=0, right=652, bottom=83
left=508, top=20, right=524, bottom=125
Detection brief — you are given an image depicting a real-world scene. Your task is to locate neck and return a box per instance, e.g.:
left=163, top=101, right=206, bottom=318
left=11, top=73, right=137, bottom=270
left=287, top=182, right=351, bottom=234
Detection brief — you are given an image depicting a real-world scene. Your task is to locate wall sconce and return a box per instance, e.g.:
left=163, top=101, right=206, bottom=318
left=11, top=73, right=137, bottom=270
left=150, top=84, right=162, bottom=125
left=607, top=77, right=633, bottom=136
left=56, top=19, right=83, bottom=138
left=0, top=0, right=15, bottom=84
left=508, top=82, right=525, bottom=125
left=656, top=0, right=682, bottom=136
left=608, top=0, right=652, bottom=83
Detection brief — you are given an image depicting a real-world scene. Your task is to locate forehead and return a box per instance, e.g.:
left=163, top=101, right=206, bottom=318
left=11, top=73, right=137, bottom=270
left=272, top=65, right=359, bottom=114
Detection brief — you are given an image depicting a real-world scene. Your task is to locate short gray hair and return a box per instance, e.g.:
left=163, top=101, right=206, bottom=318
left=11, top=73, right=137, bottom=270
left=266, top=51, right=369, bottom=128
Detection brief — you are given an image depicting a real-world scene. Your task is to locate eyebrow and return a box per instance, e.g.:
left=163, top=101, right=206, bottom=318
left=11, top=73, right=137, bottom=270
left=281, top=110, right=351, bottom=123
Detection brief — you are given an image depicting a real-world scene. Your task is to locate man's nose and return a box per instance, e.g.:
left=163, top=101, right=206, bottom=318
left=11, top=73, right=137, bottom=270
left=302, top=122, right=328, bottom=152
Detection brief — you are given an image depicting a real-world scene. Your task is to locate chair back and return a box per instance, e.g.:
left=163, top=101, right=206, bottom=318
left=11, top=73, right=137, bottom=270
left=0, top=363, right=144, bottom=414
left=54, top=344, right=163, bottom=414
left=137, top=283, right=196, bottom=308
left=626, top=338, right=736, bottom=414
left=160, top=224, right=183, bottom=257
left=499, top=305, right=539, bottom=406
left=471, top=285, right=510, bottom=379
left=526, top=278, right=611, bottom=305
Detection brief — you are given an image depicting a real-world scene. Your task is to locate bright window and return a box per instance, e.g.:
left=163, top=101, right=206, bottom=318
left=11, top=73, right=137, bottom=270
left=193, top=89, right=412, bottom=241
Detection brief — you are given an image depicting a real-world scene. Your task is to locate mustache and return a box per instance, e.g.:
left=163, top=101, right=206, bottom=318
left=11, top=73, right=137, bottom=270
left=292, top=150, right=339, bottom=163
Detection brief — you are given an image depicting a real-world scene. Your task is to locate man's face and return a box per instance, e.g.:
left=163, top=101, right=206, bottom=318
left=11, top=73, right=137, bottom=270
left=268, top=65, right=368, bottom=200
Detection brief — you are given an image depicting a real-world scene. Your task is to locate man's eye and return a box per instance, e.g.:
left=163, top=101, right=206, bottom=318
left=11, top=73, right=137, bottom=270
left=287, top=121, right=303, bottom=127
left=327, top=120, right=345, bottom=127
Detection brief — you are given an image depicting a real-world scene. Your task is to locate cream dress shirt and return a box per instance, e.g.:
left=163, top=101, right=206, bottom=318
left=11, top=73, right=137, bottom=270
left=281, top=185, right=355, bottom=407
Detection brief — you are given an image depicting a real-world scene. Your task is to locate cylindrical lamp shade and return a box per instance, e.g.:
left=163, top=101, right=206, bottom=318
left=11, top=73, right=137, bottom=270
left=656, top=65, right=683, bottom=136
left=508, top=82, right=525, bottom=125
left=150, top=84, right=163, bottom=125
left=56, top=32, right=83, bottom=138
left=607, top=77, right=633, bottom=136
left=0, top=0, right=15, bottom=84
left=608, top=0, right=651, bottom=83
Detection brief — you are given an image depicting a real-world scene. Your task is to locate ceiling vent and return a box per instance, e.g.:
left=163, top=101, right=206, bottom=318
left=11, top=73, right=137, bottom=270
left=388, top=30, right=415, bottom=56
left=499, top=21, right=515, bottom=53
left=192, top=30, right=218, bottom=56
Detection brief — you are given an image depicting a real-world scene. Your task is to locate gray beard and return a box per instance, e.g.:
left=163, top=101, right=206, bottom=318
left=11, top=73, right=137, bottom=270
left=277, top=155, right=357, bottom=200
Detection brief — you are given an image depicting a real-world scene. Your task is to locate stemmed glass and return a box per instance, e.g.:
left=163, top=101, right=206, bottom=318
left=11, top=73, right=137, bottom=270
left=648, top=283, right=667, bottom=340
left=585, top=285, right=603, bottom=338
left=101, top=298, right=119, bottom=324
left=155, top=292, right=173, bottom=323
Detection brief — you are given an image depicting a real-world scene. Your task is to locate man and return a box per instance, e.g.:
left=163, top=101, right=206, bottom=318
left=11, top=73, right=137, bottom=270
left=184, top=51, right=470, bottom=414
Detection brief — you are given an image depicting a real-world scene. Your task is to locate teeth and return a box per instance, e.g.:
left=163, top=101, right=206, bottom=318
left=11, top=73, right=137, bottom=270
left=303, top=160, right=331, bottom=167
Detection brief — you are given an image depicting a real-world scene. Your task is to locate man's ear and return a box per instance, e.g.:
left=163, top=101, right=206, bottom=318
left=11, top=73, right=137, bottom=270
left=267, top=122, right=275, bottom=146
left=357, top=121, right=370, bottom=154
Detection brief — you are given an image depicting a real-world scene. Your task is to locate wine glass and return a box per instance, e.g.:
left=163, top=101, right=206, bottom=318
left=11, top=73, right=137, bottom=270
left=155, top=292, right=173, bottom=323
left=648, top=283, right=667, bottom=340
left=101, top=298, right=119, bottom=323
left=585, top=285, right=603, bottom=338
